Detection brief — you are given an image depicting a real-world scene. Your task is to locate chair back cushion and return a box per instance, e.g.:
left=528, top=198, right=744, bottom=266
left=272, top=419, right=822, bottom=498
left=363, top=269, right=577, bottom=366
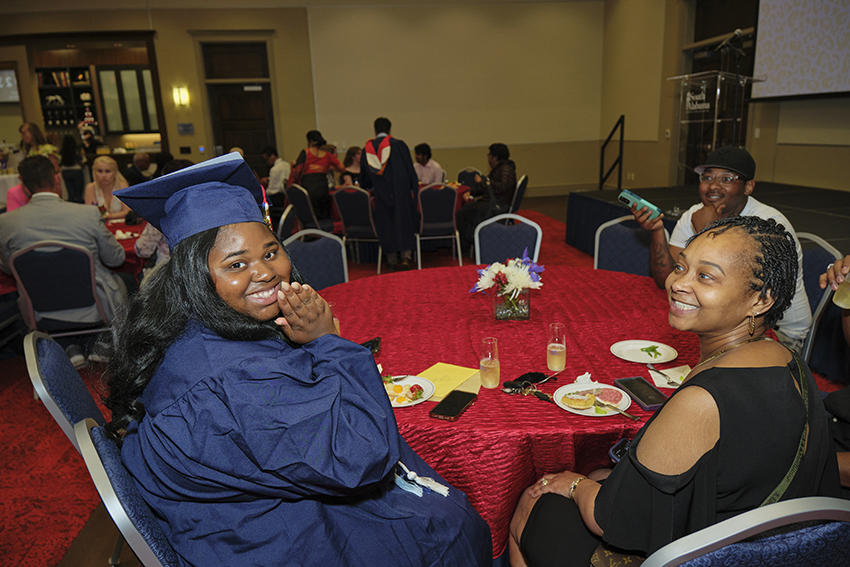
left=91, top=426, right=179, bottom=566
left=285, top=234, right=347, bottom=290
left=596, top=221, right=655, bottom=277
left=13, top=244, right=97, bottom=312
left=477, top=222, right=539, bottom=265
left=333, top=189, right=377, bottom=239
left=286, top=186, right=320, bottom=229
left=37, top=336, right=105, bottom=428
left=419, top=185, right=457, bottom=235
left=682, top=520, right=850, bottom=567
left=457, top=169, right=479, bottom=189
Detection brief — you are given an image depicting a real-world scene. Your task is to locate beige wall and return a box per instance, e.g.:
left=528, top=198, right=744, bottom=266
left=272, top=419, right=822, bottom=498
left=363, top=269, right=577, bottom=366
left=2, top=1, right=847, bottom=194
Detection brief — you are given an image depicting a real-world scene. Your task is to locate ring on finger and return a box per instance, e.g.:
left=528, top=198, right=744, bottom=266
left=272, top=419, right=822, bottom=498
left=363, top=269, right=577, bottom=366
left=541, top=478, right=549, bottom=486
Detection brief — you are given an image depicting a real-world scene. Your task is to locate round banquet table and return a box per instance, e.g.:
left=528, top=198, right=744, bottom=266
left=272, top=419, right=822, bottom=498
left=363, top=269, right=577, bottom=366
left=321, top=264, right=700, bottom=557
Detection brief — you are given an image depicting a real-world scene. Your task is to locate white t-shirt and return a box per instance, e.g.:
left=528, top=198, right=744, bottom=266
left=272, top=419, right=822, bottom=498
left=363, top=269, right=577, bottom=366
left=669, top=196, right=812, bottom=342
left=267, top=158, right=291, bottom=196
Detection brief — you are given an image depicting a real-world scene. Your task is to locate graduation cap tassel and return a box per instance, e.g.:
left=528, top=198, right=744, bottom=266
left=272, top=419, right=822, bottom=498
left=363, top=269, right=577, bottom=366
left=260, top=186, right=273, bottom=231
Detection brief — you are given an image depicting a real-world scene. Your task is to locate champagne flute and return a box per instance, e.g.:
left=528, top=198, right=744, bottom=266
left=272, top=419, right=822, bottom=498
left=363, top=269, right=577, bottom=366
left=547, top=322, right=566, bottom=372
left=479, top=337, right=500, bottom=389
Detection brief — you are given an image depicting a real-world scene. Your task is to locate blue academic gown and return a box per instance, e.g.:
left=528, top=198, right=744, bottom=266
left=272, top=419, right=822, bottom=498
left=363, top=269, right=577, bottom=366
left=122, top=322, right=491, bottom=566
left=359, top=137, right=419, bottom=254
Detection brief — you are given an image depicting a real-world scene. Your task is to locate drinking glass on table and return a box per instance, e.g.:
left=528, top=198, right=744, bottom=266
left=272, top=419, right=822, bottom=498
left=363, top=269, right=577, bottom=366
left=547, top=322, right=566, bottom=372
left=479, top=337, right=500, bottom=389
left=834, top=280, right=850, bottom=309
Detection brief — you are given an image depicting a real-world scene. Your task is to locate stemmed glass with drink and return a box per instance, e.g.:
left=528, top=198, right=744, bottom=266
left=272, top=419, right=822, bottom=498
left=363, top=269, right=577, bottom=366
left=547, top=322, right=566, bottom=372
left=480, top=337, right=500, bottom=389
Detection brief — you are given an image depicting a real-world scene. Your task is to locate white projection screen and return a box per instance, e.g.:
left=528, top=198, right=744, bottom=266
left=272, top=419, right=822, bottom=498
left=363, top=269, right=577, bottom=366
left=752, top=0, right=850, bottom=99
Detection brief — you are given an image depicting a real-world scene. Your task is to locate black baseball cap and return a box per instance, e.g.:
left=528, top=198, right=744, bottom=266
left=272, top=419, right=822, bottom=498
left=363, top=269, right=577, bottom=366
left=694, top=146, right=755, bottom=180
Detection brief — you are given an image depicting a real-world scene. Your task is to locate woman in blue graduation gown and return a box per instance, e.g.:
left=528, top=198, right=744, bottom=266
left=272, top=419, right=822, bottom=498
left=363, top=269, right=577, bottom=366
left=101, top=153, right=491, bottom=567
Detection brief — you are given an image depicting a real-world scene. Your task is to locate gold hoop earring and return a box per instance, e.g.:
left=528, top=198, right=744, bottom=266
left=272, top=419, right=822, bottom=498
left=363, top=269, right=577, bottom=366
left=749, top=315, right=756, bottom=336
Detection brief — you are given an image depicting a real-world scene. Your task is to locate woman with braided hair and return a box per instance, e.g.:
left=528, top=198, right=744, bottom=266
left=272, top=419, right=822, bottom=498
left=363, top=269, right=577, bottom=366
left=509, top=216, right=841, bottom=567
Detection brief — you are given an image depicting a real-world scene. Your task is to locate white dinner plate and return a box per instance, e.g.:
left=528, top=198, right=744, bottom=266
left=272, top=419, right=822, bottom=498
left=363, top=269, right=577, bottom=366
left=610, top=340, right=678, bottom=364
left=553, top=383, right=632, bottom=417
left=387, top=376, right=435, bottom=408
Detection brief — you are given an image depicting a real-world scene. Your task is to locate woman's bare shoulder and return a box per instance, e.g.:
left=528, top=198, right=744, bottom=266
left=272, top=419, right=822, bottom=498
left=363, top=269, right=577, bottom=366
left=637, top=386, right=719, bottom=475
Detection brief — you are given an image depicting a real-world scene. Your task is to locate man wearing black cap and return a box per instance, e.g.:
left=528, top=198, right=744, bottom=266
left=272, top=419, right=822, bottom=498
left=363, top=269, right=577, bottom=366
left=632, top=146, right=811, bottom=352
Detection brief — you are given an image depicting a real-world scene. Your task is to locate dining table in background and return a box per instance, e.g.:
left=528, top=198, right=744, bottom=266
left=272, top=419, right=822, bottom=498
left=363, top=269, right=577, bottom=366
left=321, top=264, right=700, bottom=557
left=0, top=218, right=145, bottom=297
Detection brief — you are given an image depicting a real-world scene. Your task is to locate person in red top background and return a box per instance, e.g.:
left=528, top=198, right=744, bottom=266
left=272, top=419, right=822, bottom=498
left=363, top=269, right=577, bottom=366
left=288, top=130, right=344, bottom=220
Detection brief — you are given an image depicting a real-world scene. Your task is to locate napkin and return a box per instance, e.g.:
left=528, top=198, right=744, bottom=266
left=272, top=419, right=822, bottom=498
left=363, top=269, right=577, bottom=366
left=648, top=365, right=691, bottom=389
left=417, top=363, right=480, bottom=401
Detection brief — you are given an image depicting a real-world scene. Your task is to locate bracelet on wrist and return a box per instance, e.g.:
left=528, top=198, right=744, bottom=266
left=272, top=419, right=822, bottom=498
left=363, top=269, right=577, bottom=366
left=568, top=476, right=587, bottom=500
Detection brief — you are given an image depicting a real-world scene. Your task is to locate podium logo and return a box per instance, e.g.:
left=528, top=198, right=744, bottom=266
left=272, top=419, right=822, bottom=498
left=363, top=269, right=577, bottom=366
left=687, top=91, right=711, bottom=112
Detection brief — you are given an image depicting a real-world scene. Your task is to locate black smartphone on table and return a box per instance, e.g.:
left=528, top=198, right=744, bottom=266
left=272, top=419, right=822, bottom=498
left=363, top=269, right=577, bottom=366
left=429, top=390, right=477, bottom=421
left=614, top=376, right=668, bottom=411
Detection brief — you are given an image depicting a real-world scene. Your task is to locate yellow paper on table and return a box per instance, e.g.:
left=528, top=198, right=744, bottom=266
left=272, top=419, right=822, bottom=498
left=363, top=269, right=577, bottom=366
left=418, top=362, right=481, bottom=402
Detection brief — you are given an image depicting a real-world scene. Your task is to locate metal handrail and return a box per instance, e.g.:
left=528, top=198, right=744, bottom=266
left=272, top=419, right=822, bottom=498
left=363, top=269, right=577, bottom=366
left=600, top=115, right=624, bottom=191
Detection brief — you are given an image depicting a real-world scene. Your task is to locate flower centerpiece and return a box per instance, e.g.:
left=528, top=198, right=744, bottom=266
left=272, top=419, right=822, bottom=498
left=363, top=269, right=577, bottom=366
left=469, top=248, right=544, bottom=320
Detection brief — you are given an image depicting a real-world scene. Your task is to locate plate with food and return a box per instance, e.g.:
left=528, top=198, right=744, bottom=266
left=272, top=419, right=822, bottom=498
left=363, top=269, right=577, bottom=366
left=610, top=340, right=677, bottom=364
left=383, top=376, right=435, bottom=408
left=553, top=383, right=632, bottom=417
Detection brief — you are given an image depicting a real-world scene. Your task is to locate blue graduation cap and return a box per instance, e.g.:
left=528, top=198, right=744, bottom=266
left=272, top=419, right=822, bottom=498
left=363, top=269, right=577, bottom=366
left=114, top=152, right=269, bottom=248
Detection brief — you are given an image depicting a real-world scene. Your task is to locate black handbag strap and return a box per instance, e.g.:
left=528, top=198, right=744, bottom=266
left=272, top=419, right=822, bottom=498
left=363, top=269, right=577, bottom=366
left=760, top=349, right=809, bottom=507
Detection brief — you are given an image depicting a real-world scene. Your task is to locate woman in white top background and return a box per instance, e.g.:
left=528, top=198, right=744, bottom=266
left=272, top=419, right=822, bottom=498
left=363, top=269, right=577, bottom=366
left=84, top=155, right=130, bottom=219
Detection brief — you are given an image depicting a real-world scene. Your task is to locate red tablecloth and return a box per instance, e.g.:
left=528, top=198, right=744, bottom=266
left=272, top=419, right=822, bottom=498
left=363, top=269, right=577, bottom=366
left=321, top=265, right=700, bottom=556
left=0, top=219, right=145, bottom=296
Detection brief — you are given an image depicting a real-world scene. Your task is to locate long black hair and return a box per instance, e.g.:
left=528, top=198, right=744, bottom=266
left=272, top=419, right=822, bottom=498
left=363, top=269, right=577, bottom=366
left=99, top=225, right=303, bottom=439
left=690, top=215, right=797, bottom=330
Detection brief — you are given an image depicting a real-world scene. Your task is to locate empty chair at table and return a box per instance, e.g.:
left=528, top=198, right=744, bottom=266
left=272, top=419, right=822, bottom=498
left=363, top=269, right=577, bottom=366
left=416, top=183, right=463, bottom=269
left=286, top=184, right=334, bottom=232
left=284, top=229, right=349, bottom=290
left=332, top=187, right=382, bottom=274
left=474, top=213, right=542, bottom=265
left=594, top=215, right=671, bottom=278
left=510, top=216, right=841, bottom=567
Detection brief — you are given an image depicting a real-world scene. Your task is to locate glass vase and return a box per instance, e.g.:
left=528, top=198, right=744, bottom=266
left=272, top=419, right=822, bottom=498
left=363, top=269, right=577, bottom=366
left=492, top=289, right=531, bottom=320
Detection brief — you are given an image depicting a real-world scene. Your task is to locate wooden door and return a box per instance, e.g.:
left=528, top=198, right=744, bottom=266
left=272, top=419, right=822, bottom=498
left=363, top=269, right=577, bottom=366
left=207, top=83, right=275, bottom=176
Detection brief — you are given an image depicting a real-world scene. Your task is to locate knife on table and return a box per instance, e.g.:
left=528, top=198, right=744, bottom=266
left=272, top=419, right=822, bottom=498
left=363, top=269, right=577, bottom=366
left=594, top=398, right=640, bottom=421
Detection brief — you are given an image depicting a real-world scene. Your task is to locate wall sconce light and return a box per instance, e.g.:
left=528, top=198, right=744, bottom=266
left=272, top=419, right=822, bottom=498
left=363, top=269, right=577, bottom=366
left=172, top=87, right=190, bottom=106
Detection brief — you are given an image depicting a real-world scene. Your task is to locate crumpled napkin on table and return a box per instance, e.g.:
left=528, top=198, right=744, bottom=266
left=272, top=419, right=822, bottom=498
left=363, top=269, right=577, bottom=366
left=648, top=365, right=691, bottom=389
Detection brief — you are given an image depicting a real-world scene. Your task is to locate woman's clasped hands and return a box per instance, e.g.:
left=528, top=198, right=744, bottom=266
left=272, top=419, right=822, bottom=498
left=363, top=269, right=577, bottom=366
left=274, top=282, right=338, bottom=343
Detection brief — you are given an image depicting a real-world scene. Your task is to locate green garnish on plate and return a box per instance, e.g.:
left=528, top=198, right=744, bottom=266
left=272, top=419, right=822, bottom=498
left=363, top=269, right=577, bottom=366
left=641, top=345, right=662, bottom=358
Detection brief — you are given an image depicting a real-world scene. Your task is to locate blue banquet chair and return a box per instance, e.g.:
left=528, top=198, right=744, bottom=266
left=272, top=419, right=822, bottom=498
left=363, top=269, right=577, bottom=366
left=642, top=496, right=850, bottom=567
left=416, top=183, right=462, bottom=270
left=508, top=174, right=528, bottom=214
left=276, top=204, right=298, bottom=240
left=474, top=213, right=542, bottom=265
left=284, top=229, right=349, bottom=290
left=593, top=215, right=671, bottom=278
left=76, top=418, right=180, bottom=567
left=286, top=184, right=334, bottom=232
left=332, top=186, right=382, bottom=274
left=456, top=167, right=481, bottom=190
left=796, top=232, right=843, bottom=364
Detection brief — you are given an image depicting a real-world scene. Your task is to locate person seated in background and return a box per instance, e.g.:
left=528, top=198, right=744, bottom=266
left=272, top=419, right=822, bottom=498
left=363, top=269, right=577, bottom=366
left=153, top=151, right=174, bottom=179
left=820, top=256, right=850, bottom=499
left=413, top=143, right=443, bottom=185
left=123, top=152, right=152, bottom=186
left=339, top=146, right=361, bottom=186
left=456, top=143, right=516, bottom=254
left=5, top=149, right=64, bottom=212
left=101, top=154, right=492, bottom=566
left=509, top=216, right=840, bottom=567
left=259, top=145, right=290, bottom=207
left=59, top=134, right=85, bottom=203
left=84, top=156, right=131, bottom=220
left=288, top=130, right=344, bottom=219
left=0, top=155, right=131, bottom=328
left=133, top=160, right=194, bottom=280
left=6, top=122, right=48, bottom=171
left=631, top=146, right=811, bottom=354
